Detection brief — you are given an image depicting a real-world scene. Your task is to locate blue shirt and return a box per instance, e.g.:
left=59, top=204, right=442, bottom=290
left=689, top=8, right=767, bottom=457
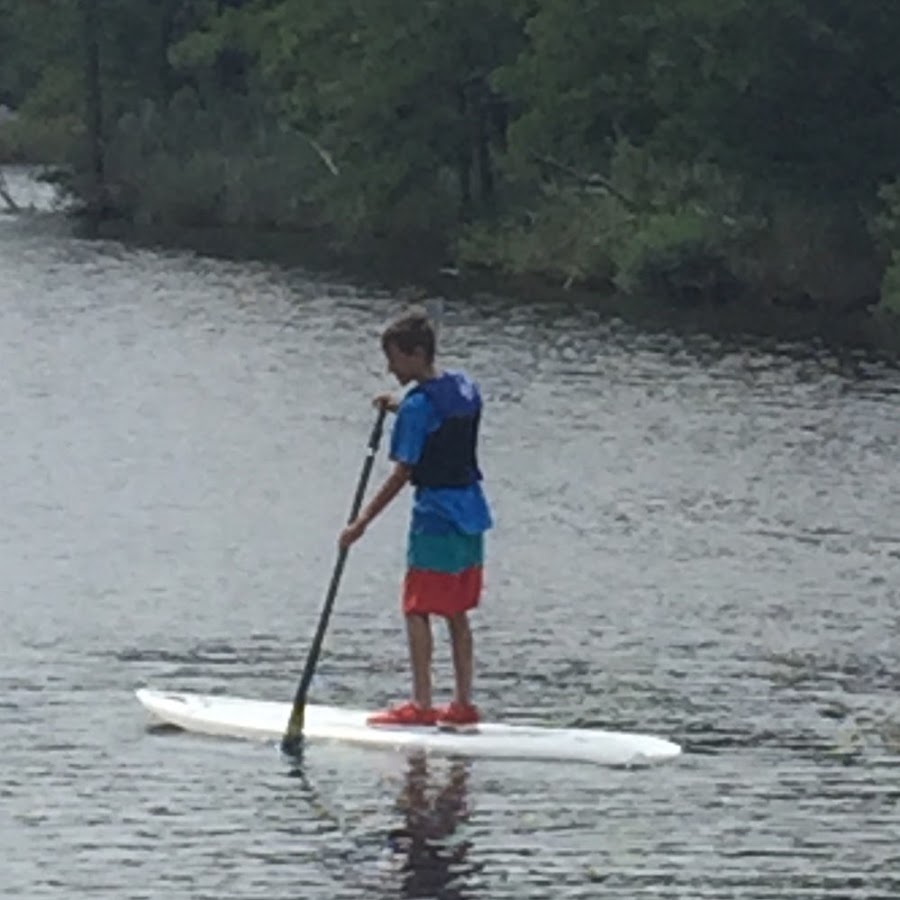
left=390, top=374, right=493, bottom=536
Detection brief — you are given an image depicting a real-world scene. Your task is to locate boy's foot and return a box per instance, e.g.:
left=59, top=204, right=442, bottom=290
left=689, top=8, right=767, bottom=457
left=366, top=701, right=437, bottom=728
left=435, top=701, right=480, bottom=732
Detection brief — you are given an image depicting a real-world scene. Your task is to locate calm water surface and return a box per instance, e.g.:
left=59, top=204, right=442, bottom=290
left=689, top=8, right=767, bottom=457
left=2, top=168, right=899, bottom=899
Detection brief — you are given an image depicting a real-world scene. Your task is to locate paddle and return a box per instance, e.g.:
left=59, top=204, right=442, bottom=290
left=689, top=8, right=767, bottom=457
left=281, top=405, right=388, bottom=755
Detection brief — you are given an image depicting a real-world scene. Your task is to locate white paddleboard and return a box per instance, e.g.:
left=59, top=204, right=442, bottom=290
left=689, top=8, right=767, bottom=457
left=136, top=688, right=681, bottom=767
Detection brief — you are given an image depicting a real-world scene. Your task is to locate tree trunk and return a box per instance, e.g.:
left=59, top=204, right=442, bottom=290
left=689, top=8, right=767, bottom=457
left=81, top=0, right=105, bottom=225
left=475, top=91, right=494, bottom=208
left=158, top=0, right=181, bottom=102
left=456, top=85, right=472, bottom=221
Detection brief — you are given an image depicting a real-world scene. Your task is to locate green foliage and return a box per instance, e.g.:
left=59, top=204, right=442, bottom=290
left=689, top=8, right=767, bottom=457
left=879, top=253, right=900, bottom=315
left=461, top=140, right=751, bottom=303
left=495, top=0, right=661, bottom=171
left=870, top=179, right=900, bottom=254
left=4, top=0, right=900, bottom=317
left=612, top=209, right=742, bottom=305
left=0, top=0, right=79, bottom=108
left=459, top=184, right=630, bottom=286
left=645, top=1, right=900, bottom=196
left=0, top=112, right=79, bottom=164
left=603, top=141, right=750, bottom=303
left=100, top=90, right=323, bottom=229
left=869, top=180, right=900, bottom=315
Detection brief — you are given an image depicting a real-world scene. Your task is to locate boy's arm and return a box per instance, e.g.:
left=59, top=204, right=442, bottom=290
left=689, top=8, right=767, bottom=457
left=338, top=462, right=411, bottom=548
left=338, top=390, right=426, bottom=548
left=359, top=461, right=411, bottom=527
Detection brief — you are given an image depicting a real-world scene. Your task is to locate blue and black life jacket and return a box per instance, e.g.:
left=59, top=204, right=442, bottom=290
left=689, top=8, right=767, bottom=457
left=409, top=371, right=482, bottom=489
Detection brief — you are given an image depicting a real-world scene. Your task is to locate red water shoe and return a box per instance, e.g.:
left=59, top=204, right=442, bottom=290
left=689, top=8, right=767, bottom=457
left=435, top=701, right=480, bottom=731
left=366, top=701, right=437, bottom=727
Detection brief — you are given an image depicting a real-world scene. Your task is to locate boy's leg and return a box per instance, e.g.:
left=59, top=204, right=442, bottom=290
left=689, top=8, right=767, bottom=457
left=406, top=613, right=433, bottom=709
left=446, top=612, right=473, bottom=707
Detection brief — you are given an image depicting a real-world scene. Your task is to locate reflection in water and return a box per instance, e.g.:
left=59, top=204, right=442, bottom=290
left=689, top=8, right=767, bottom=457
left=383, top=752, right=480, bottom=899
left=282, top=749, right=480, bottom=898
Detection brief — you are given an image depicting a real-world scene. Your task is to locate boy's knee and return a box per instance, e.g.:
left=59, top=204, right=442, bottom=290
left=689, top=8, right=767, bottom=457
left=447, top=612, right=470, bottom=631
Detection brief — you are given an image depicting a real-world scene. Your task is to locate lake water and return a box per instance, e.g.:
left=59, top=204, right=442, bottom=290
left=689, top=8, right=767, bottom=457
left=2, top=166, right=899, bottom=899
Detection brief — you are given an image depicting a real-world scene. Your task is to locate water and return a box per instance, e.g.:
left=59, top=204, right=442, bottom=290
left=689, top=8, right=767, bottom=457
left=2, top=167, right=899, bottom=898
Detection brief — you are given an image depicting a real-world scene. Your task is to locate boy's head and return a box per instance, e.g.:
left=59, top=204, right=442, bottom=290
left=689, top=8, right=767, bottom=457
left=381, top=309, right=437, bottom=385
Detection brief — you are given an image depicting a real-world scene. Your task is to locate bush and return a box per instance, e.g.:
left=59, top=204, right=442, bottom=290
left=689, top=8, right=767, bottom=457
left=458, top=183, right=631, bottom=287
left=99, top=91, right=323, bottom=230
left=879, top=252, right=900, bottom=315
left=459, top=140, right=751, bottom=302
left=94, top=89, right=458, bottom=244
left=612, top=209, right=743, bottom=305
left=0, top=113, right=79, bottom=164
left=311, top=157, right=460, bottom=247
left=870, top=179, right=900, bottom=315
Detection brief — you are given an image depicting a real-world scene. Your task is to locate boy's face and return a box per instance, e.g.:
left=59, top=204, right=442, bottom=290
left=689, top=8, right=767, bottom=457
left=384, top=342, right=426, bottom=385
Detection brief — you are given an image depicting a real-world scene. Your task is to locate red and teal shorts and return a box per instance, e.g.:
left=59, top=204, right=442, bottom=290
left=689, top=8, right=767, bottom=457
left=403, top=529, right=484, bottom=617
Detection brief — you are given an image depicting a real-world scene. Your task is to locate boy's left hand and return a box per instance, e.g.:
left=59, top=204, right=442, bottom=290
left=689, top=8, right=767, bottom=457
left=339, top=518, right=367, bottom=549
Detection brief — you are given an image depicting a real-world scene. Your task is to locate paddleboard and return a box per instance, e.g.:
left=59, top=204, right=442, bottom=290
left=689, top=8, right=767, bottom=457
left=136, top=688, right=681, bottom=767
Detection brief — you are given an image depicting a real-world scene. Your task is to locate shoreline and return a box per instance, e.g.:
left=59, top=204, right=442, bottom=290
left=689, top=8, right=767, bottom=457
left=4, top=158, right=898, bottom=360
left=85, top=217, right=900, bottom=361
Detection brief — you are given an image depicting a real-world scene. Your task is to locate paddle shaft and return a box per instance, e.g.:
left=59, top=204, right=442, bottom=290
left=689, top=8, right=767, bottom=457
left=283, top=406, right=387, bottom=748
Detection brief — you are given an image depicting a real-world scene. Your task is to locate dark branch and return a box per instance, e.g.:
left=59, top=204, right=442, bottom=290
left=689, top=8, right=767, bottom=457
left=530, top=153, right=637, bottom=210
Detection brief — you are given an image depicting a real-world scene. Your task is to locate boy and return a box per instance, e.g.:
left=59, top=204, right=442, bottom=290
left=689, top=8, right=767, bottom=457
left=339, top=309, right=493, bottom=729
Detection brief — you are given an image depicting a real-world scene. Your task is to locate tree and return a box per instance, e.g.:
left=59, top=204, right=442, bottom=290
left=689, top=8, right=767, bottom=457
left=245, top=0, right=524, bottom=231
left=496, top=0, right=663, bottom=171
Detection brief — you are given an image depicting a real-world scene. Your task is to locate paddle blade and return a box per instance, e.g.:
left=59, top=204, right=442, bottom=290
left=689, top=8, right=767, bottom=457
left=281, top=704, right=305, bottom=756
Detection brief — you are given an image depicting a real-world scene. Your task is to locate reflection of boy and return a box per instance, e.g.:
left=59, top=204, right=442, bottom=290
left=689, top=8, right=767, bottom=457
left=385, top=753, right=475, bottom=898
left=339, top=311, right=493, bottom=728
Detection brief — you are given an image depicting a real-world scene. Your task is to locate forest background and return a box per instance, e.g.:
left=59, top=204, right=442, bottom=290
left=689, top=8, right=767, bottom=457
left=4, top=0, right=900, bottom=336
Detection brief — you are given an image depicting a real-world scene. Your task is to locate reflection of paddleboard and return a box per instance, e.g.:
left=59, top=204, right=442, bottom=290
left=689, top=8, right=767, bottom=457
left=135, top=688, right=681, bottom=767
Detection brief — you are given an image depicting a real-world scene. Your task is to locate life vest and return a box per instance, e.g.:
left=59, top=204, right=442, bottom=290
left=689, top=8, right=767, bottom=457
left=409, top=371, right=482, bottom=488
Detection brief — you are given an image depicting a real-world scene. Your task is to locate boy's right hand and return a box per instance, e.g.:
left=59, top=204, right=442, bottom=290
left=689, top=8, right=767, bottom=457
left=373, top=393, right=399, bottom=413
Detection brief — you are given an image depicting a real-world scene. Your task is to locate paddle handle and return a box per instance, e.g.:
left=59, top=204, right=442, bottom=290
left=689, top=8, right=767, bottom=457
left=345, top=405, right=389, bottom=525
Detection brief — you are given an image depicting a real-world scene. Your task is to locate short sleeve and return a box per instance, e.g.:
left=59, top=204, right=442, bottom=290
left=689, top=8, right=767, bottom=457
left=389, top=393, right=431, bottom=465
